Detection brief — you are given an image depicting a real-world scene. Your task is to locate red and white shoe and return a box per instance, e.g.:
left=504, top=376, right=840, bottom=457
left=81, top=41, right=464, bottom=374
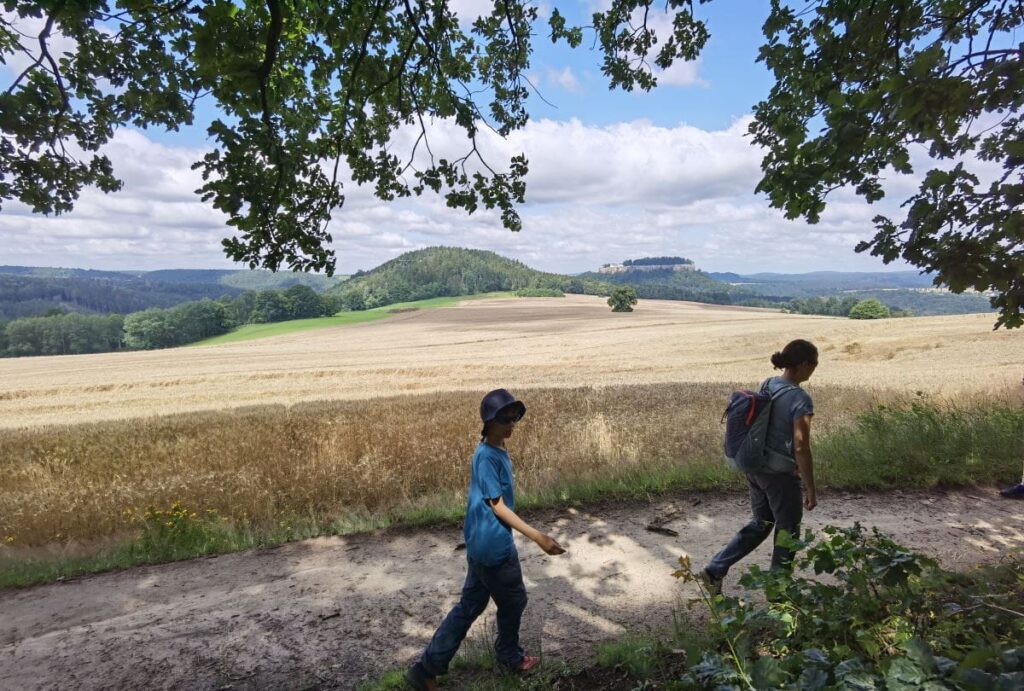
left=518, top=655, right=541, bottom=672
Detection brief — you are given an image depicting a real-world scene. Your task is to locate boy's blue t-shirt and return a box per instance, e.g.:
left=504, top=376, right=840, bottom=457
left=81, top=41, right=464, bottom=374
left=764, top=376, right=814, bottom=459
left=464, top=442, right=516, bottom=566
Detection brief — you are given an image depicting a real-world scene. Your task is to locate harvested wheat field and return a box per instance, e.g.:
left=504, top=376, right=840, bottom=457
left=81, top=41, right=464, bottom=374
left=0, top=295, right=1019, bottom=429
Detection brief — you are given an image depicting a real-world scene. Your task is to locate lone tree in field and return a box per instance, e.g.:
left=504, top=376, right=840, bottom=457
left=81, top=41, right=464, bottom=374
left=1, top=1, right=1020, bottom=326
left=608, top=286, right=638, bottom=313
left=848, top=298, right=892, bottom=320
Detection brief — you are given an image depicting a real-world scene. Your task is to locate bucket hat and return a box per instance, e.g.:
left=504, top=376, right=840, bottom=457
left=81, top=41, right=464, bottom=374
left=480, top=389, right=526, bottom=435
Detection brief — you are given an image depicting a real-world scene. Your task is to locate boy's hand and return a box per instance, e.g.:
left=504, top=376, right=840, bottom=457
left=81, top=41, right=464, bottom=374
left=804, top=489, right=818, bottom=511
left=537, top=534, right=566, bottom=555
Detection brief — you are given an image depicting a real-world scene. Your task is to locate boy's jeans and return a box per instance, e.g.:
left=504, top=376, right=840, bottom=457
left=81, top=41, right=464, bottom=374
left=416, top=554, right=527, bottom=677
left=706, top=471, right=803, bottom=579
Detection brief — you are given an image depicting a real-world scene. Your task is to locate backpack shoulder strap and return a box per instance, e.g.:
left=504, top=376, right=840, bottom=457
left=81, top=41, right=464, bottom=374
left=769, top=383, right=798, bottom=401
left=760, top=377, right=796, bottom=399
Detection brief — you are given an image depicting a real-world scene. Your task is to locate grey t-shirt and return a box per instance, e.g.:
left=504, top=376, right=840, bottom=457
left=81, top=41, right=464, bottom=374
left=764, top=376, right=814, bottom=459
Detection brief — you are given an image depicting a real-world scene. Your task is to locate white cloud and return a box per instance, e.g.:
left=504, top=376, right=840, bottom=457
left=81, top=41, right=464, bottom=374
left=655, top=59, right=708, bottom=87
left=447, top=0, right=494, bottom=25
left=448, top=0, right=550, bottom=27
left=545, top=66, right=582, bottom=93
left=0, top=114, right=921, bottom=275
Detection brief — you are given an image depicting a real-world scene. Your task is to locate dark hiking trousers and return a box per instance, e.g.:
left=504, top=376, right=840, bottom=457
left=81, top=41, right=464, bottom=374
left=705, top=471, right=803, bottom=579
left=414, top=555, right=527, bottom=678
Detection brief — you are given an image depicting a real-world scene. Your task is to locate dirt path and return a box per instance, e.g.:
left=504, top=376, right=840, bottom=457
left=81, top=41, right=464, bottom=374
left=2, top=490, right=1022, bottom=690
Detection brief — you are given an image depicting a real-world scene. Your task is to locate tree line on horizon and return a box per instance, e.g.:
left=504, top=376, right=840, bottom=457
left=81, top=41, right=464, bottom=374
left=0, top=285, right=339, bottom=357
left=785, top=296, right=911, bottom=319
left=0, top=273, right=241, bottom=321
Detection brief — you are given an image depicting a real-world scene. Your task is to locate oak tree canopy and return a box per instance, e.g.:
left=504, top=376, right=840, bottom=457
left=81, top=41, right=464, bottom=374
left=1, top=1, right=1021, bottom=325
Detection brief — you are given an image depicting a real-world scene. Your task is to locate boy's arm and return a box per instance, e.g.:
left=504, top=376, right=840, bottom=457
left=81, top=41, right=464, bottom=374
left=488, top=497, right=566, bottom=555
left=792, top=414, right=816, bottom=510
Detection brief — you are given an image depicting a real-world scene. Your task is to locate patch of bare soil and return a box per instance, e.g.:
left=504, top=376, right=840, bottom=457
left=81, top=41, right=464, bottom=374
left=1, top=490, right=1021, bottom=690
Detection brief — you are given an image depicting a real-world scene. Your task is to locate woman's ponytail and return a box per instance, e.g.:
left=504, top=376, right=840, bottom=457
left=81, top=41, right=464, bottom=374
left=771, top=339, right=818, bottom=369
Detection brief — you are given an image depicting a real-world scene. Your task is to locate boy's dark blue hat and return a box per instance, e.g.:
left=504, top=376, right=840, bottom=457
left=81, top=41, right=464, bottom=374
left=480, top=389, right=526, bottom=427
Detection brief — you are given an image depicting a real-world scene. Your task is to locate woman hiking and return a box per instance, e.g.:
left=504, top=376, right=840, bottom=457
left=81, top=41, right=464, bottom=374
left=405, top=389, right=566, bottom=691
left=700, top=339, right=819, bottom=595
left=998, top=375, right=1024, bottom=499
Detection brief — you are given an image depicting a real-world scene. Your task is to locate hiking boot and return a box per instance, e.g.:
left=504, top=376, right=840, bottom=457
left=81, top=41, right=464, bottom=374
left=697, top=568, right=723, bottom=597
left=404, top=663, right=438, bottom=691
left=1000, top=483, right=1024, bottom=499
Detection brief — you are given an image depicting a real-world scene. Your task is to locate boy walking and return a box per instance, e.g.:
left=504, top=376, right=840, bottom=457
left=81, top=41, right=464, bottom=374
left=405, top=389, right=566, bottom=690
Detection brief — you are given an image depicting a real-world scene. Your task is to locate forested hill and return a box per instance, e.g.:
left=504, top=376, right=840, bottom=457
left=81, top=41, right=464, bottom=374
left=329, top=247, right=613, bottom=310
left=0, top=267, right=347, bottom=319
left=0, top=273, right=242, bottom=320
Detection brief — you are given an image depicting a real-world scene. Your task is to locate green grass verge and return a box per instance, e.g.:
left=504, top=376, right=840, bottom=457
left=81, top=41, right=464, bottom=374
left=192, top=292, right=515, bottom=346
left=358, top=655, right=575, bottom=691
left=360, top=623, right=708, bottom=690
left=596, top=635, right=671, bottom=679
left=3, top=402, right=1021, bottom=590
left=816, top=401, right=1024, bottom=488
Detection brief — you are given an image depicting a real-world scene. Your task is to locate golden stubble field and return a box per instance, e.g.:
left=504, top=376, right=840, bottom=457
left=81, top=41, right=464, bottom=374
left=1, top=295, right=1022, bottom=550
left=0, top=295, right=1020, bottom=429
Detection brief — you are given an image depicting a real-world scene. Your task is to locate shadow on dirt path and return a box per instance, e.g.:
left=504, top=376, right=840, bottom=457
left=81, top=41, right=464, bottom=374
left=1, top=489, right=1021, bottom=690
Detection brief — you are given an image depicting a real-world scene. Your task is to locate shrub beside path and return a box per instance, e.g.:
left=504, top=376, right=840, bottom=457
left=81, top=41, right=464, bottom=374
left=1, top=489, right=1021, bottom=690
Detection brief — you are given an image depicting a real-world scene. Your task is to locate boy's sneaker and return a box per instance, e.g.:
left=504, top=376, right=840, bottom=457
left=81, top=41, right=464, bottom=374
left=518, top=655, right=541, bottom=672
left=1000, top=483, right=1024, bottom=499
left=697, top=568, right=723, bottom=597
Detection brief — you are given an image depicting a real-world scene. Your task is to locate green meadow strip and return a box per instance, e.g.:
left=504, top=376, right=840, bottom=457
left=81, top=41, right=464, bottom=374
left=192, top=292, right=515, bottom=346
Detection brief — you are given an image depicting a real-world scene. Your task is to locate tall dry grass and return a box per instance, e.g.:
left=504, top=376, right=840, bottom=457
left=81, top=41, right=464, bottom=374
left=0, top=383, right=894, bottom=549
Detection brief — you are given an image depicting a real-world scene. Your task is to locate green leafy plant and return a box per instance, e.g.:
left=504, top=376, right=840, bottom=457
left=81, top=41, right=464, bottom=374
left=674, top=524, right=1024, bottom=689
left=127, top=502, right=231, bottom=561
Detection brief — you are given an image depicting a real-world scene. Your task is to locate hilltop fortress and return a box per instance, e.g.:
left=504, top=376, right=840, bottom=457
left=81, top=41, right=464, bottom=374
left=598, top=256, right=697, bottom=274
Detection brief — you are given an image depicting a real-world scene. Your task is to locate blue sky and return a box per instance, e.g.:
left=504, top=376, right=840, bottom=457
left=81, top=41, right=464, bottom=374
left=525, top=1, right=774, bottom=130
left=0, top=2, right=920, bottom=276
left=154, top=1, right=775, bottom=144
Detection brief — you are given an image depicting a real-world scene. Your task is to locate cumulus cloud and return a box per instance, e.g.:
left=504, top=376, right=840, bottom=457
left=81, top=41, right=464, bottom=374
left=0, top=113, right=916, bottom=275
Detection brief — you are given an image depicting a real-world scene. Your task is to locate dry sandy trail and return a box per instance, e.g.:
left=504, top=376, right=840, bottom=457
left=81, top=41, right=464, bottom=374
left=1, top=490, right=1021, bottom=690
